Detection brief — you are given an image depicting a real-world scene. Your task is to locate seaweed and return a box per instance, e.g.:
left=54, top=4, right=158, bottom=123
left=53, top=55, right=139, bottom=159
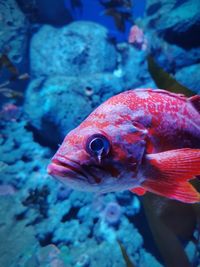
left=104, top=8, right=132, bottom=32
left=147, top=55, right=194, bottom=97
left=0, top=87, right=23, bottom=99
left=142, top=190, right=200, bottom=267
left=100, top=0, right=132, bottom=9
left=142, top=194, right=191, bottom=267
left=0, top=54, right=19, bottom=79
left=191, top=180, right=200, bottom=266
left=100, top=0, right=134, bottom=32
left=118, top=240, right=136, bottom=267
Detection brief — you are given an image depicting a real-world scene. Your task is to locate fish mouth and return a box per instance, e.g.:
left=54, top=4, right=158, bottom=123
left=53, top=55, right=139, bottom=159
left=47, top=154, right=98, bottom=184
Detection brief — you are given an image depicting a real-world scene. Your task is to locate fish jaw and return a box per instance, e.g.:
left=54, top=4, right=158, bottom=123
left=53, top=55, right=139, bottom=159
left=47, top=154, right=93, bottom=182
left=47, top=153, right=142, bottom=193
left=47, top=156, right=97, bottom=191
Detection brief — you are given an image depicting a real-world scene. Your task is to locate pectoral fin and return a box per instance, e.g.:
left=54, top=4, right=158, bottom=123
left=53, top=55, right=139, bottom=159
left=142, top=148, right=200, bottom=203
left=146, top=148, right=200, bottom=181
left=130, top=187, right=146, bottom=196
left=142, top=179, right=200, bottom=203
left=189, top=95, right=200, bottom=113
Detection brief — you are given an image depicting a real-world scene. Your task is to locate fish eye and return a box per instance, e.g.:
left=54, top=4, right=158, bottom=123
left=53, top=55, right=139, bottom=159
left=86, top=134, right=110, bottom=157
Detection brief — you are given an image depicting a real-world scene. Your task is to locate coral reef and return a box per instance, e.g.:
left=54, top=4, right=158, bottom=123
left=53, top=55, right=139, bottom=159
left=101, top=201, right=122, bottom=225
left=0, top=117, right=162, bottom=267
left=0, top=196, right=38, bottom=267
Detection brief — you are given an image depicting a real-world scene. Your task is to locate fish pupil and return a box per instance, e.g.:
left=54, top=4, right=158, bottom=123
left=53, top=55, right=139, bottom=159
left=90, top=138, right=104, bottom=152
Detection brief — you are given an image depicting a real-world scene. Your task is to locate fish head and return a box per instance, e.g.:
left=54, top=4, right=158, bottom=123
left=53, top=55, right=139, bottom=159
left=47, top=102, right=147, bottom=193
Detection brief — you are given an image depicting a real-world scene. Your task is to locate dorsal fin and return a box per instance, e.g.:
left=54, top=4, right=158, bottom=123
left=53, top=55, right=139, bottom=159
left=189, top=95, right=200, bottom=113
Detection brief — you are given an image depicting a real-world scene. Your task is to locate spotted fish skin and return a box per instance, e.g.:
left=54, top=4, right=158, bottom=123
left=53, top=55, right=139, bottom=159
left=102, top=89, right=200, bottom=152
left=48, top=88, right=200, bottom=203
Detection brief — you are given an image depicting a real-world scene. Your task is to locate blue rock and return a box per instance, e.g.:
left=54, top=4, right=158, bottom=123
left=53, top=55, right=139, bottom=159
left=30, top=21, right=117, bottom=77
left=0, top=0, right=28, bottom=64
left=117, top=43, right=156, bottom=88
left=143, top=0, right=200, bottom=75
left=175, top=63, right=200, bottom=94
left=146, top=33, right=200, bottom=72
left=145, top=0, right=200, bottom=49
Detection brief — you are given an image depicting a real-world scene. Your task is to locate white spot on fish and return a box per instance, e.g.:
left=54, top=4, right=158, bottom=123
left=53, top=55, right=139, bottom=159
left=135, top=91, right=150, bottom=99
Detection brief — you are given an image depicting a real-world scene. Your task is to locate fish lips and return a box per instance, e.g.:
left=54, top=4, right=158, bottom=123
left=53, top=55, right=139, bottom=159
left=47, top=155, right=95, bottom=184
left=47, top=161, right=77, bottom=178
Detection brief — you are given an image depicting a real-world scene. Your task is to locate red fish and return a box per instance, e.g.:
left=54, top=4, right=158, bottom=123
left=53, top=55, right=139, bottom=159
left=47, top=89, right=200, bottom=203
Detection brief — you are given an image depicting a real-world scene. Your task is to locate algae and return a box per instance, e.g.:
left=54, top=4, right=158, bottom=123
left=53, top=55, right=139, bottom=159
left=147, top=55, right=194, bottom=97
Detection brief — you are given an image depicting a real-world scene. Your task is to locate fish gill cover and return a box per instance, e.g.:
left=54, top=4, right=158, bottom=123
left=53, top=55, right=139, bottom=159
left=0, top=0, right=200, bottom=267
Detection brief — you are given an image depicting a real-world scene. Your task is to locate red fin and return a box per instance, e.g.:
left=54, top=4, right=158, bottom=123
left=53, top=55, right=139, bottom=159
left=189, top=95, right=200, bottom=113
left=142, top=179, right=200, bottom=203
left=144, top=148, right=200, bottom=203
left=130, top=187, right=146, bottom=196
left=146, top=148, right=200, bottom=182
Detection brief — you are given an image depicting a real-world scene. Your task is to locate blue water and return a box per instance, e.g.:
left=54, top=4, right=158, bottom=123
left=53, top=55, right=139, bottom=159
left=64, top=0, right=146, bottom=41
left=0, top=0, right=199, bottom=267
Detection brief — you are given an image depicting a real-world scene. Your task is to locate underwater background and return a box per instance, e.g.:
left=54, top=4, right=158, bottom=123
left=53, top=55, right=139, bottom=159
left=0, top=0, right=200, bottom=266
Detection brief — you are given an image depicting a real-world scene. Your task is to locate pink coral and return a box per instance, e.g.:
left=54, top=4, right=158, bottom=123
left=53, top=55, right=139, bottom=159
left=128, top=25, right=147, bottom=50
left=0, top=103, right=21, bottom=121
left=103, top=201, right=121, bottom=225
